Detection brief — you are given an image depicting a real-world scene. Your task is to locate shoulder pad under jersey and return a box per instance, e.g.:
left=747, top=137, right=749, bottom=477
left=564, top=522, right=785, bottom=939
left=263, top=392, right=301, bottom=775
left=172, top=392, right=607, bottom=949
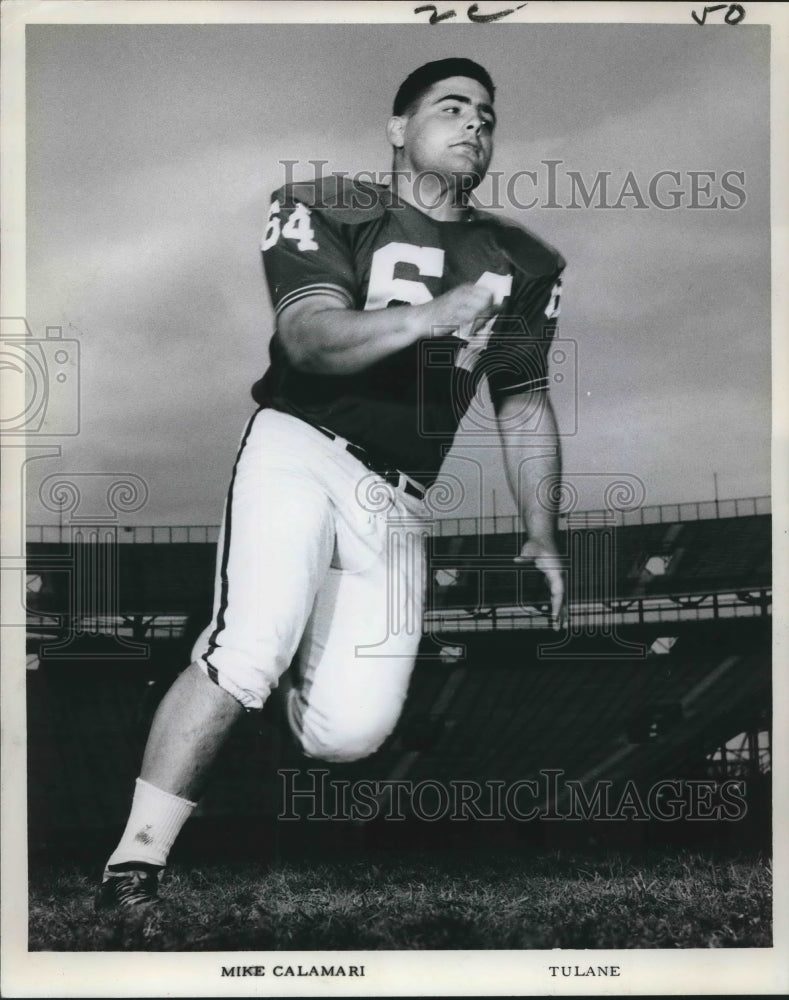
left=273, top=175, right=388, bottom=226
left=474, top=209, right=566, bottom=277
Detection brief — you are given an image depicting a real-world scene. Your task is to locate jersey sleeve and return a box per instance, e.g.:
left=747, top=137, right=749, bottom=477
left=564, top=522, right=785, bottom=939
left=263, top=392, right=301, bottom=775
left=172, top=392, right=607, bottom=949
left=261, top=187, right=357, bottom=318
left=484, top=267, right=564, bottom=403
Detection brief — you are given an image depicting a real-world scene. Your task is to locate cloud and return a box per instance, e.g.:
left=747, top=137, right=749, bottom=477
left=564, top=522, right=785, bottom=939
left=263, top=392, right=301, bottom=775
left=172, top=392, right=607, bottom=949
left=24, top=24, right=771, bottom=524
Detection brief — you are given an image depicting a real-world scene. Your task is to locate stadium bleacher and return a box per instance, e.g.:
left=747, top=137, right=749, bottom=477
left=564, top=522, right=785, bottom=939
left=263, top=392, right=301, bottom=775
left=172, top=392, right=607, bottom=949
left=25, top=499, right=772, bottom=844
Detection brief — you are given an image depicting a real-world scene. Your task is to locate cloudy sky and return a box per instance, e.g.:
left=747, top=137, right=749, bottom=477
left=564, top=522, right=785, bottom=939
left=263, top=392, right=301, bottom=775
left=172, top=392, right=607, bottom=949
left=24, top=21, right=770, bottom=525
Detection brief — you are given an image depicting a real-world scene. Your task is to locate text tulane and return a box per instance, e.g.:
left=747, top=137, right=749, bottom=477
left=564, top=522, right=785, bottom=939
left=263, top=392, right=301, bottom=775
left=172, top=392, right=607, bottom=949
left=549, top=965, right=621, bottom=977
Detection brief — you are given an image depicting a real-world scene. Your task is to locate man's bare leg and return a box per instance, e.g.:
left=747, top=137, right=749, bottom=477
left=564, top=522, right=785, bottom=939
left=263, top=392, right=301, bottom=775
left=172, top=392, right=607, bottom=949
left=140, top=662, right=245, bottom=799
left=99, top=663, right=245, bottom=890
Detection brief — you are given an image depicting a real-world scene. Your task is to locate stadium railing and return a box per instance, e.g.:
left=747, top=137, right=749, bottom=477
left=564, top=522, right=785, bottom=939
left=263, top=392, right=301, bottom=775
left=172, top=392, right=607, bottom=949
left=25, top=495, right=772, bottom=544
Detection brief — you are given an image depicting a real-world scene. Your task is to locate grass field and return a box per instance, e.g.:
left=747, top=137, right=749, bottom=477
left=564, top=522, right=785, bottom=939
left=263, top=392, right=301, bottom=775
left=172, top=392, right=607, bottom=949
left=29, top=847, right=771, bottom=951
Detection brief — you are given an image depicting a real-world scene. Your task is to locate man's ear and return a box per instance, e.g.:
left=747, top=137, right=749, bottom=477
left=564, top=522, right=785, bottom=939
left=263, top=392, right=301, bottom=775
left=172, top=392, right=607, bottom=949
left=386, top=115, right=406, bottom=150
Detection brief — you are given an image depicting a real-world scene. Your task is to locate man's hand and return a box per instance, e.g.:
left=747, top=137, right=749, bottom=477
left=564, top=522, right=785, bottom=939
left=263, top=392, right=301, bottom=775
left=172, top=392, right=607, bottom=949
left=416, top=282, right=496, bottom=339
left=515, top=536, right=567, bottom=631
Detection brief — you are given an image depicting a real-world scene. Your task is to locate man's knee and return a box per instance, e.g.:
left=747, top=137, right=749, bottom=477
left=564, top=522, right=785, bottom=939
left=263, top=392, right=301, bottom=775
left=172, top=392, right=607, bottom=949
left=297, top=710, right=398, bottom=764
left=191, top=655, right=275, bottom=713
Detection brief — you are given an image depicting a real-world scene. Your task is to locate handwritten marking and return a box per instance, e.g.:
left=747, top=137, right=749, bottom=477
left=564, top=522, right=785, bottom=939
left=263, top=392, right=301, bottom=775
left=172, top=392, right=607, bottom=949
left=468, top=3, right=529, bottom=23
left=414, top=3, right=528, bottom=24
left=691, top=3, right=745, bottom=24
left=414, top=4, right=456, bottom=24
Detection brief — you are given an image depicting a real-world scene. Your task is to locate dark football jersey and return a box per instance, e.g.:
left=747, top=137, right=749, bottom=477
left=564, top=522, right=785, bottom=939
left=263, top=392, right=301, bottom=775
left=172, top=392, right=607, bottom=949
left=253, top=178, right=565, bottom=487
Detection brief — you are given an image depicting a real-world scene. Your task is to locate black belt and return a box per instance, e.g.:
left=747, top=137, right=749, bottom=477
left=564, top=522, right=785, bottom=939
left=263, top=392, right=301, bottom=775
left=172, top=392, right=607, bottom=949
left=314, top=425, right=427, bottom=500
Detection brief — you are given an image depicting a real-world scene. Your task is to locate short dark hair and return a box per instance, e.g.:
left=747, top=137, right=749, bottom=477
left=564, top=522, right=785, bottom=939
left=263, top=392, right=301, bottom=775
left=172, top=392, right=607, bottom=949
left=392, top=58, right=495, bottom=116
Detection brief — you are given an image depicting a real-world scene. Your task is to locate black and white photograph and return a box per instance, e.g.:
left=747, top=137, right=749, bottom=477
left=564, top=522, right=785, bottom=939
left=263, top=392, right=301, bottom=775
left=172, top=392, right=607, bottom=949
left=1, top=1, right=786, bottom=995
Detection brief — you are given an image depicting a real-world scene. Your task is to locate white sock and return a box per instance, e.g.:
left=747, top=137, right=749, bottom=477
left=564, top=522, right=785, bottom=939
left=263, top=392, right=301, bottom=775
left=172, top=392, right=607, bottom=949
left=106, top=777, right=196, bottom=870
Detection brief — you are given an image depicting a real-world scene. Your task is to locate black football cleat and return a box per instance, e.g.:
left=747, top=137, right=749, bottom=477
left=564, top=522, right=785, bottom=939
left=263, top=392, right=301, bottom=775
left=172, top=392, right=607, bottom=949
left=95, top=863, right=162, bottom=913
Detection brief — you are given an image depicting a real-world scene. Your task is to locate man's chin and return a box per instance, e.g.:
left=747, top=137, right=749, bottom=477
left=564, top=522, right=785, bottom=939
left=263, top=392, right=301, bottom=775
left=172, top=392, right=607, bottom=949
left=449, top=169, right=485, bottom=196
left=407, top=166, right=486, bottom=205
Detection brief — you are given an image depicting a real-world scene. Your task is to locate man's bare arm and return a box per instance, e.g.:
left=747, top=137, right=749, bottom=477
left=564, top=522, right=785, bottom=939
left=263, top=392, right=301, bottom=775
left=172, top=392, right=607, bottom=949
left=277, top=283, right=495, bottom=376
left=497, top=390, right=567, bottom=630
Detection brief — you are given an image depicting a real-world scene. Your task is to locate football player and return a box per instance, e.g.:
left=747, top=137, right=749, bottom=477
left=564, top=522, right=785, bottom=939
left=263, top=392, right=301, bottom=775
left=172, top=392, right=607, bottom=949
left=96, top=57, right=567, bottom=910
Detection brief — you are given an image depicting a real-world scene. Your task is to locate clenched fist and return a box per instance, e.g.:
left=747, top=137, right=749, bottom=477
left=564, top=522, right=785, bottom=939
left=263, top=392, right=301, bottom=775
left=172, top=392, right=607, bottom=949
left=416, top=282, right=498, bottom=340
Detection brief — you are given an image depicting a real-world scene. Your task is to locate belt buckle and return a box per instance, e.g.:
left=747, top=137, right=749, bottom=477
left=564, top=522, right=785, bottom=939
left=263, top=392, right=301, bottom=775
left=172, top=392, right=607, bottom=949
left=382, top=469, right=411, bottom=497
left=399, top=473, right=425, bottom=501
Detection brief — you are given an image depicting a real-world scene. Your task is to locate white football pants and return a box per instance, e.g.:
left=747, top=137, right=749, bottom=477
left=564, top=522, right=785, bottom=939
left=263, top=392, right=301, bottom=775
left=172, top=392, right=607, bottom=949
left=191, top=408, right=431, bottom=763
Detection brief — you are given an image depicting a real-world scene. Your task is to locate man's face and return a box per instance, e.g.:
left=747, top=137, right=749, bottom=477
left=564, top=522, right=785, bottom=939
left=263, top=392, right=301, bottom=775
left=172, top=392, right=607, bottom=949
left=394, top=75, right=495, bottom=189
